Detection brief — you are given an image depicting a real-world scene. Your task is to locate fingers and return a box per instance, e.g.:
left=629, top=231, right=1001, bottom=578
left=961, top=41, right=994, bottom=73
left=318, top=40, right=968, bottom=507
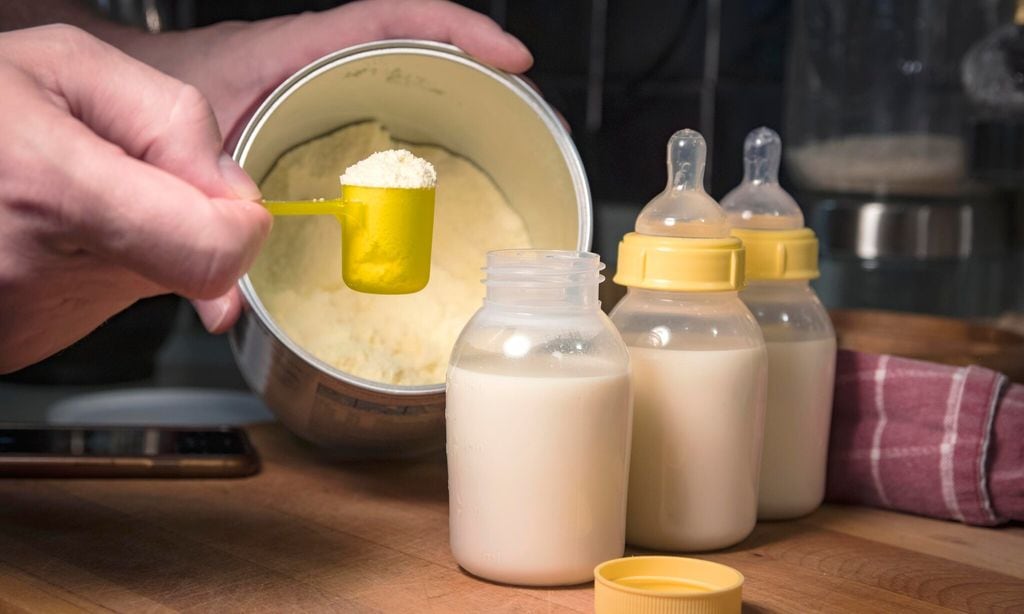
left=302, top=0, right=533, bottom=73
left=55, top=114, right=272, bottom=299
left=191, top=287, right=243, bottom=334
left=0, top=246, right=169, bottom=374
left=36, top=25, right=260, bottom=201
left=9, top=25, right=271, bottom=301
left=375, top=0, right=533, bottom=72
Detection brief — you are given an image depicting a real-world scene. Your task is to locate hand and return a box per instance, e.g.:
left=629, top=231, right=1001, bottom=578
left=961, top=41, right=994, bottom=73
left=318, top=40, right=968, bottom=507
left=0, top=25, right=272, bottom=373
left=119, top=0, right=534, bottom=147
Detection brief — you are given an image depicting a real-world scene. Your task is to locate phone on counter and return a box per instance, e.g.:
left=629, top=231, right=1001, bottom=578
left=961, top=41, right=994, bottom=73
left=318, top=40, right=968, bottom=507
left=0, top=425, right=260, bottom=478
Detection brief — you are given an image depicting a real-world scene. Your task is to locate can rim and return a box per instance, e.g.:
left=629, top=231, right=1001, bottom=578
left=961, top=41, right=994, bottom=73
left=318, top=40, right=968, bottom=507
left=232, top=39, right=591, bottom=397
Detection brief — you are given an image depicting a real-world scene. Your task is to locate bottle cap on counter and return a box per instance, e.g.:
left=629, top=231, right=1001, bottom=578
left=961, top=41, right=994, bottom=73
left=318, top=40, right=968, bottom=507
left=594, top=556, right=743, bottom=614
left=730, top=228, right=819, bottom=281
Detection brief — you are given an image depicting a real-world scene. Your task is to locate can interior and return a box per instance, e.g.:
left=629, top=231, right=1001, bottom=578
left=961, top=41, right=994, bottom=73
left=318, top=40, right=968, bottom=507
left=237, top=46, right=589, bottom=252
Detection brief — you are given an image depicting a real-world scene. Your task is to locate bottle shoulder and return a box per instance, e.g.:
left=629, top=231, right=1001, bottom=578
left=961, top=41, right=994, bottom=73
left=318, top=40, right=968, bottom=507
left=449, top=304, right=630, bottom=376
left=739, top=283, right=835, bottom=341
left=610, top=290, right=765, bottom=350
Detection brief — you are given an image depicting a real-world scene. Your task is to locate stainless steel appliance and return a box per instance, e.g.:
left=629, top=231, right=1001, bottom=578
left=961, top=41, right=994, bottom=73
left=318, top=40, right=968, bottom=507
left=785, top=0, right=1021, bottom=318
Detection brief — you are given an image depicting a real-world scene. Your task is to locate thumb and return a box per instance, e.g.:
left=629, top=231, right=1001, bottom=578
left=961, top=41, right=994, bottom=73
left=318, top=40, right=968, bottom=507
left=22, top=26, right=272, bottom=299
left=55, top=113, right=271, bottom=299
left=192, top=289, right=243, bottom=334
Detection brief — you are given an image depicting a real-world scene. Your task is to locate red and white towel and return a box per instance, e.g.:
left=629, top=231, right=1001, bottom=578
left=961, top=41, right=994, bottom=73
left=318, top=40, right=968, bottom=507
left=826, top=350, right=1023, bottom=526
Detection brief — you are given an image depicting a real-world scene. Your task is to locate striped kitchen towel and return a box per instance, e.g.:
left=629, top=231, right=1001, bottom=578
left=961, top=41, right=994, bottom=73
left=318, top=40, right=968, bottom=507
left=825, top=350, right=1023, bottom=526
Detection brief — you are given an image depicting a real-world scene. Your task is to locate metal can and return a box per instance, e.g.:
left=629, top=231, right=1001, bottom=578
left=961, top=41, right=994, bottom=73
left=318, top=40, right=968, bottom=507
left=230, top=40, right=592, bottom=458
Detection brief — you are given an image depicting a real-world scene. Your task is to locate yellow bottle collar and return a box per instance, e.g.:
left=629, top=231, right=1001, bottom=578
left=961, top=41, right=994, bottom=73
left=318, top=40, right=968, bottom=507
left=730, top=227, right=819, bottom=281
left=613, top=233, right=745, bottom=292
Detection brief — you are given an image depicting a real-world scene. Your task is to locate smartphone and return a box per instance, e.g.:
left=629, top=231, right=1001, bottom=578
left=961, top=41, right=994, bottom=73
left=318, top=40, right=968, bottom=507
left=0, top=425, right=260, bottom=478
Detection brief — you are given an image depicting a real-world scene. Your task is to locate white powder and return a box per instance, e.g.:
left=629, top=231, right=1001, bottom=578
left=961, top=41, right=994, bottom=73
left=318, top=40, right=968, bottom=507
left=251, top=122, right=533, bottom=386
left=339, top=148, right=437, bottom=189
left=787, top=133, right=965, bottom=196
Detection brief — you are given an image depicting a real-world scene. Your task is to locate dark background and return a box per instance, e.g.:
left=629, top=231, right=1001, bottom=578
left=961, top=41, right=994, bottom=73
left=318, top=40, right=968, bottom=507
left=8, top=0, right=1022, bottom=386
left=188, top=0, right=792, bottom=262
left=6, top=0, right=795, bottom=384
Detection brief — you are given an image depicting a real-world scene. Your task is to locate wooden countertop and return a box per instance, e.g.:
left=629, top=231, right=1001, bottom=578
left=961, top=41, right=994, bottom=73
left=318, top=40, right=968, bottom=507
left=0, top=424, right=1021, bottom=613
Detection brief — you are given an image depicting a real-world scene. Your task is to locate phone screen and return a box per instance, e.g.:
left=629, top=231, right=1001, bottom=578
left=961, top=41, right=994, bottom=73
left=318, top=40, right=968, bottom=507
left=0, top=427, right=250, bottom=457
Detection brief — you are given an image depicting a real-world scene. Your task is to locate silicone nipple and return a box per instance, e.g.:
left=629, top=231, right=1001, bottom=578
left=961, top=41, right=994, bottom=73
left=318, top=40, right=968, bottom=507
left=635, top=129, right=730, bottom=238
left=721, top=127, right=803, bottom=230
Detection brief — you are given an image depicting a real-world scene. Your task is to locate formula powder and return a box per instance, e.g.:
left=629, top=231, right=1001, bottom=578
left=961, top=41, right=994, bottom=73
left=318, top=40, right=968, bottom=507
left=340, top=149, right=436, bottom=189
left=250, top=121, right=533, bottom=386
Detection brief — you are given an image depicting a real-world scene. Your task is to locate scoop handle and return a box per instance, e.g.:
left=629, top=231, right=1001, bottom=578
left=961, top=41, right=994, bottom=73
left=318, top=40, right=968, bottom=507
left=262, top=198, right=345, bottom=216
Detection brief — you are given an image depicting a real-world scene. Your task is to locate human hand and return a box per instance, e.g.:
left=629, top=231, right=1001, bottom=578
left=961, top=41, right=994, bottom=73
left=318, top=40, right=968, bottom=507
left=118, top=0, right=533, bottom=147
left=0, top=25, right=272, bottom=373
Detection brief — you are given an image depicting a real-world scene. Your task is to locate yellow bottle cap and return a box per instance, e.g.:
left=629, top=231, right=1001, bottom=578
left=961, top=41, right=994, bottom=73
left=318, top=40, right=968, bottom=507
left=730, top=227, right=819, bottom=281
left=594, top=556, right=743, bottom=614
left=613, top=232, right=746, bottom=292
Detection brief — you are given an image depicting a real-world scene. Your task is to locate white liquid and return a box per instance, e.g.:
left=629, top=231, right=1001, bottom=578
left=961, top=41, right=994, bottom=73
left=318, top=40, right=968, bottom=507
left=626, top=346, right=767, bottom=552
left=253, top=121, right=533, bottom=386
left=446, top=362, right=632, bottom=586
left=758, top=337, right=837, bottom=519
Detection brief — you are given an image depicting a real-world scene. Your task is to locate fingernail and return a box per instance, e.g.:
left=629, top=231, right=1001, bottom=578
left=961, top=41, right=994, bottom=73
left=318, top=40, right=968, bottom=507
left=218, top=153, right=262, bottom=201
left=236, top=198, right=274, bottom=236
left=506, top=33, right=533, bottom=65
left=192, top=296, right=231, bottom=332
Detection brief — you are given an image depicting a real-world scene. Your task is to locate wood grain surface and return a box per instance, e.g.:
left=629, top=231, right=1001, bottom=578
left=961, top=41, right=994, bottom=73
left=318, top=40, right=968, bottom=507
left=0, top=424, right=1021, bottom=613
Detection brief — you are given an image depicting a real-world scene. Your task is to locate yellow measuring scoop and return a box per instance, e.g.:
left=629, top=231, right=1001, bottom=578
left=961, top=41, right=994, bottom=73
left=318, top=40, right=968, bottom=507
left=263, top=184, right=435, bottom=295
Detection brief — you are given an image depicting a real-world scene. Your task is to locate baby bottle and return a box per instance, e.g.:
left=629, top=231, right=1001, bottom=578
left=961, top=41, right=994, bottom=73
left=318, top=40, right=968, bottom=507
left=445, top=250, right=632, bottom=586
left=611, top=130, right=768, bottom=551
left=721, top=127, right=837, bottom=520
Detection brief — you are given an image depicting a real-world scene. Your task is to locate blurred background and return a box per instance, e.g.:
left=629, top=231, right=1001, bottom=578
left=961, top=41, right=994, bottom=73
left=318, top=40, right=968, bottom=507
left=5, top=0, right=1022, bottom=398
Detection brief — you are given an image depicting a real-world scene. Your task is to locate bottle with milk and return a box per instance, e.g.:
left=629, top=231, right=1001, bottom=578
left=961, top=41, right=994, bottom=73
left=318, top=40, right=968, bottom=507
left=445, top=250, right=632, bottom=586
left=611, top=129, right=768, bottom=551
left=721, top=127, right=837, bottom=520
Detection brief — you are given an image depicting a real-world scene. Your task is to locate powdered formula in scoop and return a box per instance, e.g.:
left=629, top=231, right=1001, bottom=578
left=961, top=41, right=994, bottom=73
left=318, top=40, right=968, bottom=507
left=337, top=149, right=437, bottom=294
left=340, top=149, right=437, bottom=189
left=260, top=147, right=438, bottom=295
left=251, top=121, right=533, bottom=386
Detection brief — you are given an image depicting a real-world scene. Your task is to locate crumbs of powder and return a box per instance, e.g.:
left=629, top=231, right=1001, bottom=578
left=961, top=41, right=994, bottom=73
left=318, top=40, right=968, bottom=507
left=339, top=149, right=437, bottom=189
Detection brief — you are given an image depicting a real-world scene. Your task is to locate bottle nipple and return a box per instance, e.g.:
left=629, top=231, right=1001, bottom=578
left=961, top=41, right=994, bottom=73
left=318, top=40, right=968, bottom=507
left=721, top=127, right=803, bottom=230
left=635, top=129, right=730, bottom=238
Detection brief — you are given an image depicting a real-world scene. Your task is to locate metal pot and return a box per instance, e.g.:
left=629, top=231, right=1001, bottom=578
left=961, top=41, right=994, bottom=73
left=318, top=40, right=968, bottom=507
left=229, top=41, right=592, bottom=459
left=806, top=192, right=1013, bottom=318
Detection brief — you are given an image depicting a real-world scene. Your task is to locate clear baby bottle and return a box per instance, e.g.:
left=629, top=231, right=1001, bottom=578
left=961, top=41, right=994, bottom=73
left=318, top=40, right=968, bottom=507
left=611, top=130, right=768, bottom=551
left=722, top=127, right=837, bottom=520
left=446, top=250, right=632, bottom=586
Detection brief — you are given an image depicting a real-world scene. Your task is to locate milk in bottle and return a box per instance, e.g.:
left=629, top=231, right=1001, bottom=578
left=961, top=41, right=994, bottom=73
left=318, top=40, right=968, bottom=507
left=611, top=130, right=768, bottom=551
left=722, top=127, right=837, bottom=520
left=446, top=250, right=632, bottom=585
